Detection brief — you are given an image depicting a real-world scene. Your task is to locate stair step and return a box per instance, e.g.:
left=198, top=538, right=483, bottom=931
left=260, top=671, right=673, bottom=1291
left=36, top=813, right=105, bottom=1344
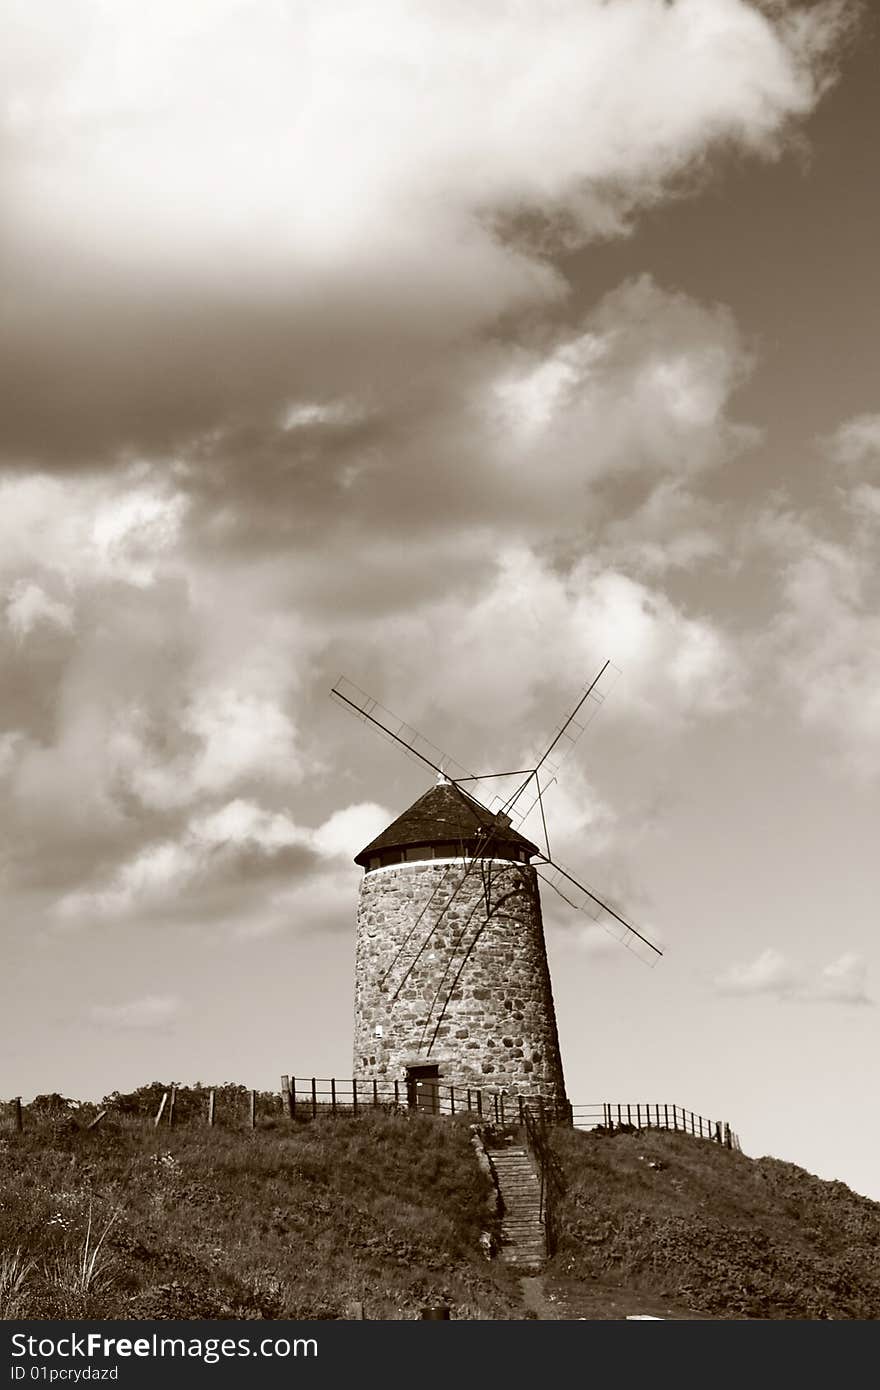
left=488, top=1146, right=548, bottom=1272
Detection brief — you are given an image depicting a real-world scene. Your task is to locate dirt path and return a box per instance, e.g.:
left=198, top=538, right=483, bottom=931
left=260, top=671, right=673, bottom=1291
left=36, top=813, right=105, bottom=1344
left=519, top=1273, right=715, bottom=1320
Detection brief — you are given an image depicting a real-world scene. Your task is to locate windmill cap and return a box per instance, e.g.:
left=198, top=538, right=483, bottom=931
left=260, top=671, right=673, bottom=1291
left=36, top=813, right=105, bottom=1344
left=354, top=781, right=540, bottom=867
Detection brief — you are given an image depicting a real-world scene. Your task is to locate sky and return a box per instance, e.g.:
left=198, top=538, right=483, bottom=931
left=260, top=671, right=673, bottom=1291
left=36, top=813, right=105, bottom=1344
left=2, top=0, right=879, bottom=1199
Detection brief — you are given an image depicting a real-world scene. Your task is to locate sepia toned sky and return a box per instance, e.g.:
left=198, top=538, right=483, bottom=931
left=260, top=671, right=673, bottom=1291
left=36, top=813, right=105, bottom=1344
left=3, top=0, right=880, bottom=1198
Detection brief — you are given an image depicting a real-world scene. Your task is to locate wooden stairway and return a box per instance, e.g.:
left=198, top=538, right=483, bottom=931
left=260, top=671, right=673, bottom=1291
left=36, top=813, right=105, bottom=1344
left=488, top=1145, right=547, bottom=1273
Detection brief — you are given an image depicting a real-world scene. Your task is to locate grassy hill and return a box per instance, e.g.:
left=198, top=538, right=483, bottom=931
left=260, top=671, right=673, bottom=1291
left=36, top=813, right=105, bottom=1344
left=3, top=1088, right=880, bottom=1320
left=0, top=1094, right=520, bottom=1320
left=545, top=1125, right=880, bottom=1319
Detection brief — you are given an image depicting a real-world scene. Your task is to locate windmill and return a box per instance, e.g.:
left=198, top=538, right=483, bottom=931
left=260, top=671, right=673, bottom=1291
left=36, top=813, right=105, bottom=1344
left=331, top=662, right=661, bottom=1108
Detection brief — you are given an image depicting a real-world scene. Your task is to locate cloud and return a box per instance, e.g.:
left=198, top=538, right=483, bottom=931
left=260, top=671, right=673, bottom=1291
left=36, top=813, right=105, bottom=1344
left=754, top=416, right=880, bottom=775
left=54, top=799, right=390, bottom=932
left=5, top=0, right=845, bottom=271
left=715, top=947, right=799, bottom=998
left=87, top=994, right=183, bottom=1030
left=821, top=412, right=880, bottom=472
left=6, top=581, right=74, bottom=639
left=714, top=948, right=872, bottom=1005
left=811, top=952, right=871, bottom=1006
left=0, top=0, right=851, bottom=464
left=372, top=545, right=744, bottom=746
left=0, top=471, right=187, bottom=589
left=0, top=2, right=856, bottom=944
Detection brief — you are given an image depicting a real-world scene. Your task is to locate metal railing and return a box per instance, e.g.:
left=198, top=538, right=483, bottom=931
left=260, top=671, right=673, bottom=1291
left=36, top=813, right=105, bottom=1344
left=572, top=1101, right=741, bottom=1151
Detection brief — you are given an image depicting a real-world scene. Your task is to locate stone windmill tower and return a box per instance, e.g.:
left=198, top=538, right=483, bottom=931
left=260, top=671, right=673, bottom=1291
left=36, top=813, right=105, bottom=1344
left=331, top=667, right=661, bottom=1110
left=352, top=777, right=567, bottom=1105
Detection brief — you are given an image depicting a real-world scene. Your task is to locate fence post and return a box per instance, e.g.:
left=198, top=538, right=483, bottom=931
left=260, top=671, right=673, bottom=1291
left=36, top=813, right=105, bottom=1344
left=373, top=1079, right=379, bottom=1109
left=724, top=1122, right=732, bottom=1150
left=627, top=1103, right=632, bottom=1127
left=311, top=1078, right=317, bottom=1118
left=518, top=1095, right=525, bottom=1125
left=167, top=1086, right=176, bottom=1127
left=154, top=1091, right=168, bottom=1128
left=493, top=1094, right=500, bottom=1124
left=672, top=1105, right=678, bottom=1131
left=289, top=1077, right=296, bottom=1119
left=208, top=1090, right=216, bottom=1127
left=499, top=1093, right=505, bottom=1126
left=353, top=1078, right=358, bottom=1116
left=476, top=1090, right=483, bottom=1118
left=394, top=1079, right=400, bottom=1109
left=715, top=1120, right=722, bottom=1143
left=86, top=1110, right=107, bottom=1131
left=664, top=1103, right=669, bottom=1131
left=249, top=1090, right=256, bottom=1129
left=467, top=1088, right=473, bottom=1113
left=13, top=1097, right=22, bottom=1133
left=636, top=1104, right=641, bottom=1129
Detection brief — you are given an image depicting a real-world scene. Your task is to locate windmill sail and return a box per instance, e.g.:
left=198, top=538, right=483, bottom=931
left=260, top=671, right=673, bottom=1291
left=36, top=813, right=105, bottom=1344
left=484, top=662, right=621, bottom=832
left=330, top=676, right=478, bottom=788
left=333, top=663, right=663, bottom=975
left=537, top=858, right=662, bottom=965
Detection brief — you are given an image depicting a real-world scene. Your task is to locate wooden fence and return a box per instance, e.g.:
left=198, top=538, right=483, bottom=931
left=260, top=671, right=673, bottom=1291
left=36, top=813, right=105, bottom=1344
left=280, top=1079, right=741, bottom=1149
left=2, top=1083, right=741, bottom=1152
left=571, top=1101, right=741, bottom=1151
left=281, top=1075, right=571, bottom=1126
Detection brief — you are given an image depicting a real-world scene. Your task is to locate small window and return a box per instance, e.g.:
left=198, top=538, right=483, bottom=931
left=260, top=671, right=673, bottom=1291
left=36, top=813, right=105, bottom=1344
left=404, top=846, right=425, bottom=862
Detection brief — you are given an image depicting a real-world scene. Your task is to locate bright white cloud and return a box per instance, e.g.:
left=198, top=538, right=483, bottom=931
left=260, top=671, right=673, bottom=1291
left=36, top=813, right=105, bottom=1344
left=0, top=472, right=186, bottom=590
left=3, top=0, right=848, bottom=304
left=91, top=486, right=188, bottom=587
left=311, top=803, right=391, bottom=860
left=381, top=545, right=743, bottom=738
left=487, top=277, right=758, bottom=492
left=280, top=400, right=364, bottom=431
left=822, top=412, right=880, bottom=471
left=190, top=798, right=308, bottom=852
left=54, top=798, right=390, bottom=927
left=6, top=580, right=74, bottom=638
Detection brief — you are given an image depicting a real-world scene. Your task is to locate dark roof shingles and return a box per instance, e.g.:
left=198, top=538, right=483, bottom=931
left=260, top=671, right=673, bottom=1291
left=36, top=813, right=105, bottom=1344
left=354, top=782, right=540, bottom=865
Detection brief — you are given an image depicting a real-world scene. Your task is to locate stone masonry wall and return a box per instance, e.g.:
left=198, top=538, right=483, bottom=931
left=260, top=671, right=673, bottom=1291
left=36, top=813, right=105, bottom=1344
left=353, top=858, right=566, bottom=1104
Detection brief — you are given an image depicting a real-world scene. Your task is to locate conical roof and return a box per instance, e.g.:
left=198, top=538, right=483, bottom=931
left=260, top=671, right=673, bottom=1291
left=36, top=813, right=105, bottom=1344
left=354, top=781, right=540, bottom=867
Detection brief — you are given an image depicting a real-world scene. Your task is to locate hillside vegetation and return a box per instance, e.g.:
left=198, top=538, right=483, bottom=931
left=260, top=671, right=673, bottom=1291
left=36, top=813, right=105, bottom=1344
left=0, top=1089, right=519, bottom=1320
left=547, top=1125, right=880, bottom=1319
left=4, top=1088, right=880, bottom=1320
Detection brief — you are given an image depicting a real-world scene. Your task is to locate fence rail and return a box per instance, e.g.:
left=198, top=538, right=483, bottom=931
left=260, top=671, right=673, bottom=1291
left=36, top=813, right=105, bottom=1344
left=2, top=1083, right=741, bottom=1152
left=571, top=1101, right=741, bottom=1151
left=283, top=1075, right=570, bottom=1127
